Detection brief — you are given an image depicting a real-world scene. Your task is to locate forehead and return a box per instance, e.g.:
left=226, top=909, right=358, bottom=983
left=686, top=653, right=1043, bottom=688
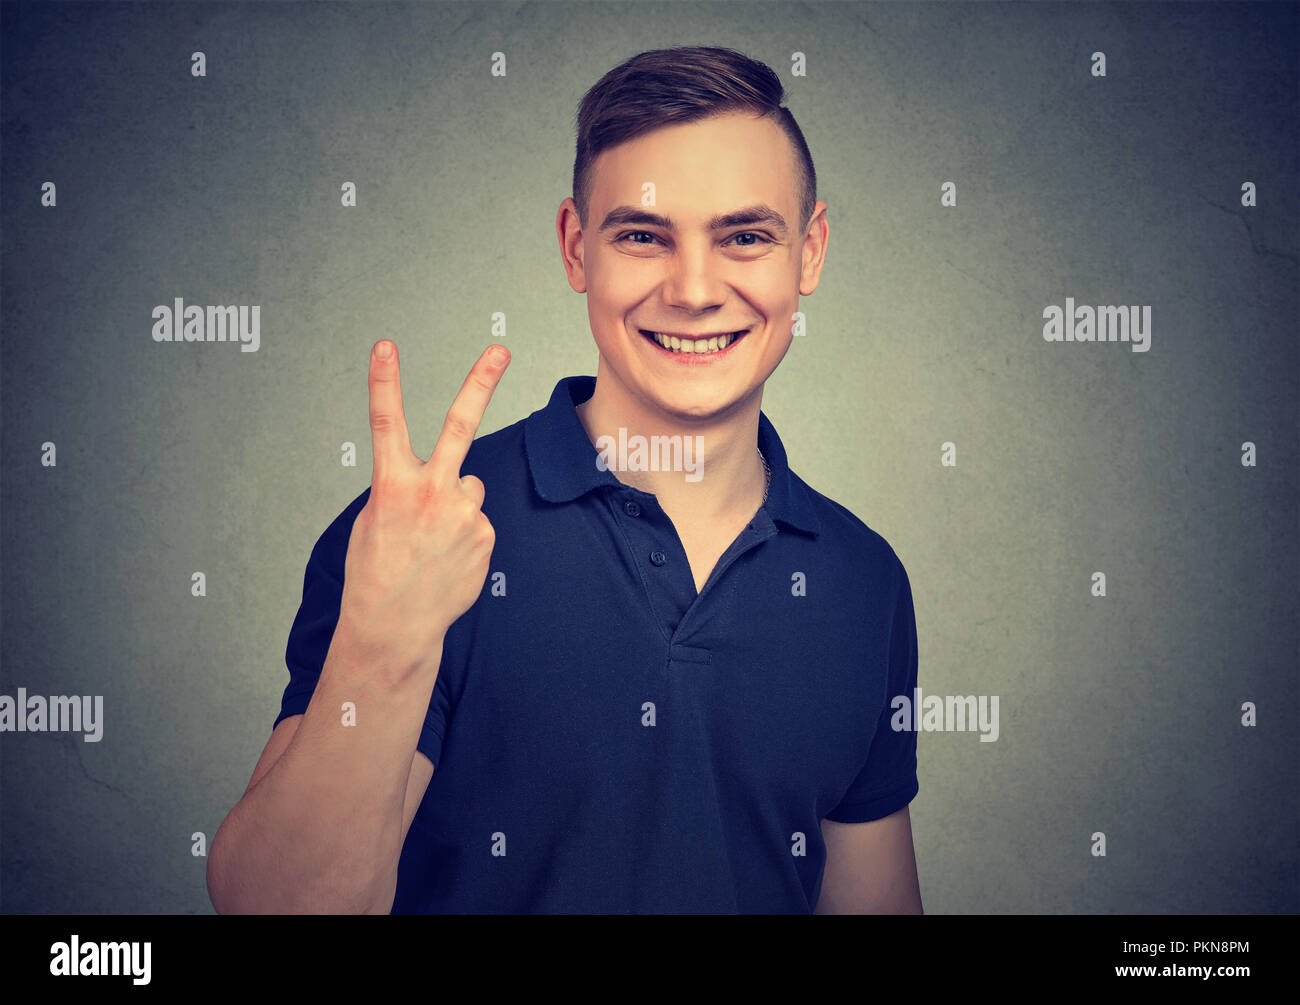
left=589, top=111, right=798, bottom=215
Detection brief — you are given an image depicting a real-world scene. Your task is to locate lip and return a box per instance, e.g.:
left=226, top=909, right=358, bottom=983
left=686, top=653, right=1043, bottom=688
left=638, top=327, right=751, bottom=361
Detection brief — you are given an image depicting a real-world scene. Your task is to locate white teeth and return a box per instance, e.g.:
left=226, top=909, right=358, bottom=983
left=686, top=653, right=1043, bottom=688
left=650, top=331, right=739, bottom=354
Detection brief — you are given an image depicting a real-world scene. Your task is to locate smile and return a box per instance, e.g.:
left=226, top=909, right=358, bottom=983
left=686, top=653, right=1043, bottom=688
left=639, top=327, right=750, bottom=355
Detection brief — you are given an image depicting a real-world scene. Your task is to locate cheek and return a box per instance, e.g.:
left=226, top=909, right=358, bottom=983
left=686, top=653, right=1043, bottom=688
left=739, top=281, right=796, bottom=322
left=589, top=266, right=652, bottom=317
left=734, top=258, right=798, bottom=300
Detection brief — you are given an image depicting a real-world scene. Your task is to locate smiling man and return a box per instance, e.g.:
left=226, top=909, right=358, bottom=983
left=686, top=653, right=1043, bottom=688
left=209, top=45, right=921, bottom=915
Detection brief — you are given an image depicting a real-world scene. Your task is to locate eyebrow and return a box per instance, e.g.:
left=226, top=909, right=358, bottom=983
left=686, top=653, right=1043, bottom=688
left=597, top=203, right=789, bottom=239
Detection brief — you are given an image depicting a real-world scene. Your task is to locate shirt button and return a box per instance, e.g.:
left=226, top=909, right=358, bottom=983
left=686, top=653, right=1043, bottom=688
left=624, top=500, right=641, bottom=517
left=649, top=550, right=667, bottom=566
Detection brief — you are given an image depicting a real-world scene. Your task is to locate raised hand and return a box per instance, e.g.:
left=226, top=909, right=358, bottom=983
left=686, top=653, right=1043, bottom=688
left=335, top=340, right=510, bottom=682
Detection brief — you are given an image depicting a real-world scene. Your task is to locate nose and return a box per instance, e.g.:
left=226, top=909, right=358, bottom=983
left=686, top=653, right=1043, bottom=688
left=659, top=240, right=729, bottom=313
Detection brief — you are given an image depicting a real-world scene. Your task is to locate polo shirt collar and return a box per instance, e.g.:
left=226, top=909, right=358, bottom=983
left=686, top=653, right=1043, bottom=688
left=524, top=375, right=821, bottom=535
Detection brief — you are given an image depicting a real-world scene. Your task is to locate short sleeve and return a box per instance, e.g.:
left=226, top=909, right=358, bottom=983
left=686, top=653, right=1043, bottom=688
left=825, top=556, right=920, bottom=823
left=272, top=488, right=450, bottom=770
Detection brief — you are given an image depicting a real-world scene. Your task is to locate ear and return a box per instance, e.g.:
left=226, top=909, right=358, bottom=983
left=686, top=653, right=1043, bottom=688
left=557, top=197, right=588, bottom=294
left=799, top=201, right=830, bottom=297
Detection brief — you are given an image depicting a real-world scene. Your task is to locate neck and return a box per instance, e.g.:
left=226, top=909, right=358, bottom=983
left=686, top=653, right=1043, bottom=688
left=574, top=367, right=768, bottom=525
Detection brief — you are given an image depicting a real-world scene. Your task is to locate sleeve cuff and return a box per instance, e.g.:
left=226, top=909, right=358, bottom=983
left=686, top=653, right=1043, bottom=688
left=824, top=775, right=918, bottom=824
left=416, top=723, right=445, bottom=771
left=272, top=689, right=313, bottom=732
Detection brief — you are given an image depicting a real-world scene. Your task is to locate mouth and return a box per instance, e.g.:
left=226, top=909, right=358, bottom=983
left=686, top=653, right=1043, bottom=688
left=638, top=327, right=751, bottom=358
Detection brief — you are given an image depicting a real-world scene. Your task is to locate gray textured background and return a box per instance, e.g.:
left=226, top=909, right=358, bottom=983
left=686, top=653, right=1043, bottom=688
left=2, top=0, right=1295, bottom=913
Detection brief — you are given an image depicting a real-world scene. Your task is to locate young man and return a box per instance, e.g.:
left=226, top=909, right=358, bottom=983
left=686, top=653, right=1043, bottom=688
left=208, top=46, right=921, bottom=914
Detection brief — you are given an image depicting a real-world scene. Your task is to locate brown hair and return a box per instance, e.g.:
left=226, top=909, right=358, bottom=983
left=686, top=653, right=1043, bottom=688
left=572, top=46, right=817, bottom=234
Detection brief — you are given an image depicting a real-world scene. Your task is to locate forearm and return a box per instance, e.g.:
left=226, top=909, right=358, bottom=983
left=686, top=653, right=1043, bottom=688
left=208, top=637, right=441, bottom=914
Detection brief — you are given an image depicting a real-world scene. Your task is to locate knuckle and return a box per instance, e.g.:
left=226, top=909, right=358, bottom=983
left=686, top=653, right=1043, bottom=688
left=455, top=496, right=482, bottom=523
left=369, top=409, right=398, bottom=433
left=373, top=461, right=418, bottom=498
left=368, top=473, right=399, bottom=501
left=416, top=477, right=444, bottom=506
left=442, top=410, right=474, bottom=440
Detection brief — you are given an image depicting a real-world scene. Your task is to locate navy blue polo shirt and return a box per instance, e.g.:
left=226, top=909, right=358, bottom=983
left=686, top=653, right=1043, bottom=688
left=274, top=374, right=919, bottom=913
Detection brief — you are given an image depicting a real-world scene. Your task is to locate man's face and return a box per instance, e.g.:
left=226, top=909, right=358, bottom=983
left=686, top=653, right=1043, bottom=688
left=559, top=111, right=827, bottom=423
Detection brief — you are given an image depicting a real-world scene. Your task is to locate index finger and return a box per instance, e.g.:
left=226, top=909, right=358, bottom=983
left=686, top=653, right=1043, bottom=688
left=427, top=344, right=510, bottom=485
left=368, top=338, right=414, bottom=481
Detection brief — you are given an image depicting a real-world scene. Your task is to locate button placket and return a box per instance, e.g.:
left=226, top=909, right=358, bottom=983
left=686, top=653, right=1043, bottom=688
left=610, top=489, right=696, bottom=636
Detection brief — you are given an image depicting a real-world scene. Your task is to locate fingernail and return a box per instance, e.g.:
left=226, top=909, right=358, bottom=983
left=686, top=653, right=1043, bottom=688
left=489, top=345, right=507, bottom=362
left=375, top=340, right=393, bottom=359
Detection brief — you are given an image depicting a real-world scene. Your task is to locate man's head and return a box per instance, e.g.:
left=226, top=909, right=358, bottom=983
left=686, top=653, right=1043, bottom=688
left=558, top=46, right=829, bottom=424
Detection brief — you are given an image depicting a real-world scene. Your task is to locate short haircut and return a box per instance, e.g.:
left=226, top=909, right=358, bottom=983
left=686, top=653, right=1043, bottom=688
left=572, top=46, right=818, bottom=235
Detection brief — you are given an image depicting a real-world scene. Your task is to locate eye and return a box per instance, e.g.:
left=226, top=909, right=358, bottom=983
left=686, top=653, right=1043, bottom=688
left=614, top=230, right=773, bottom=248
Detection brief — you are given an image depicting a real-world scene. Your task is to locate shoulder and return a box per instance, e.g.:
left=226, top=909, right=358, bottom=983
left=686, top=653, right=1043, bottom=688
left=789, top=469, right=909, bottom=590
left=309, top=415, right=531, bottom=561
left=461, top=413, right=528, bottom=477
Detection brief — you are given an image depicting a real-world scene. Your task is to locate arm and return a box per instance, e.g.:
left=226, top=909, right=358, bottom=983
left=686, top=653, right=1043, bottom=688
left=813, top=806, right=922, bottom=914
left=208, top=340, right=508, bottom=914
left=206, top=636, right=441, bottom=914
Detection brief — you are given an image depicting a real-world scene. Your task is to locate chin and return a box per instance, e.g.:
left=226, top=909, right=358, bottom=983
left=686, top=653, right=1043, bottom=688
left=643, top=382, right=749, bottom=421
